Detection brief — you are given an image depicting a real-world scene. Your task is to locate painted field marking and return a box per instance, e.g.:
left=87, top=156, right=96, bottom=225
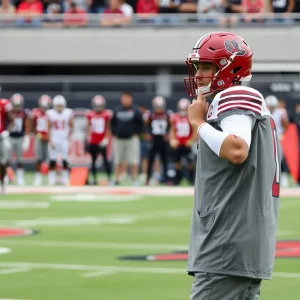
left=0, top=262, right=298, bottom=279
left=0, top=240, right=188, bottom=250
left=5, top=186, right=300, bottom=198
left=50, top=194, right=141, bottom=202
left=12, top=216, right=136, bottom=227
left=82, top=270, right=117, bottom=278
left=0, top=202, right=49, bottom=209
left=0, top=268, right=31, bottom=275
left=0, top=247, right=11, bottom=255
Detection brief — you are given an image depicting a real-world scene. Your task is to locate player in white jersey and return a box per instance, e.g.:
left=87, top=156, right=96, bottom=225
left=47, top=95, right=73, bottom=185
left=265, top=95, right=289, bottom=187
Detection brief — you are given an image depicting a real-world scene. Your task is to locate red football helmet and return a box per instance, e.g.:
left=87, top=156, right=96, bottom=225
left=38, top=94, right=52, bottom=109
left=10, top=93, right=24, bottom=105
left=92, top=95, right=106, bottom=112
left=177, top=98, right=191, bottom=116
left=184, top=32, right=253, bottom=97
left=10, top=93, right=24, bottom=112
left=152, top=96, right=166, bottom=110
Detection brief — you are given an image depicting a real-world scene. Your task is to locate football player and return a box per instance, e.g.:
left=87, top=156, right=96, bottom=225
left=144, top=96, right=171, bottom=185
left=85, top=95, right=112, bottom=185
left=0, top=98, right=14, bottom=195
left=186, top=32, right=279, bottom=300
left=9, top=93, right=32, bottom=185
left=169, top=98, right=196, bottom=185
left=32, top=95, right=52, bottom=186
left=265, top=95, right=290, bottom=187
left=47, top=95, right=73, bottom=185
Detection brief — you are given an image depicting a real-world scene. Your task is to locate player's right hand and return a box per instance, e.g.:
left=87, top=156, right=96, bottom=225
left=188, top=88, right=208, bottom=129
left=170, top=139, right=179, bottom=149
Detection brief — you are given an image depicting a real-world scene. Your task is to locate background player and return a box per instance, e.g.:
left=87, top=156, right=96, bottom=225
left=169, top=98, right=196, bottom=185
left=0, top=98, right=14, bottom=194
left=186, top=32, right=279, bottom=300
left=144, top=96, right=171, bottom=185
left=265, top=95, right=290, bottom=188
left=47, top=95, right=73, bottom=185
left=85, top=95, right=112, bottom=185
left=9, top=93, right=32, bottom=185
left=32, top=95, right=52, bottom=186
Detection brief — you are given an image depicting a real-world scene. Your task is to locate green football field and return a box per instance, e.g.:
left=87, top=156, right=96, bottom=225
left=0, top=185, right=299, bottom=300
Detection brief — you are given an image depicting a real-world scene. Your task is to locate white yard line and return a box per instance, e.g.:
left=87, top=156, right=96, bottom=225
left=0, top=262, right=298, bottom=279
left=0, top=240, right=188, bottom=250
left=0, top=202, right=49, bottom=209
left=5, top=186, right=300, bottom=197
left=82, top=270, right=117, bottom=278
left=0, top=268, right=31, bottom=275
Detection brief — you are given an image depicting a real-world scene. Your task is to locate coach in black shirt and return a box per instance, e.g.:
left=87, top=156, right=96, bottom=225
left=111, top=92, right=143, bottom=185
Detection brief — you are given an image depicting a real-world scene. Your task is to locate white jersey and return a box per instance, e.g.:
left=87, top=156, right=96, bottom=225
left=47, top=108, right=73, bottom=141
left=271, top=108, right=287, bottom=138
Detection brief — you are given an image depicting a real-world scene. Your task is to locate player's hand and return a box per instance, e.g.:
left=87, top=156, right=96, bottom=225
left=185, top=139, right=194, bottom=148
left=170, top=139, right=179, bottom=149
left=188, top=89, right=208, bottom=129
left=36, top=133, right=43, bottom=140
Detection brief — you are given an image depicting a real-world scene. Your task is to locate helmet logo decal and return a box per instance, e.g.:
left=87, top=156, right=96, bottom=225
left=224, top=39, right=246, bottom=56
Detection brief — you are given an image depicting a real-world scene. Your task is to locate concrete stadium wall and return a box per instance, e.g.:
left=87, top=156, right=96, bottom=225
left=1, top=28, right=300, bottom=69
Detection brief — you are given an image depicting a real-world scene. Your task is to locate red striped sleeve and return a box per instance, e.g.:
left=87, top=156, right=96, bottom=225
left=217, top=90, right=262, bottom=117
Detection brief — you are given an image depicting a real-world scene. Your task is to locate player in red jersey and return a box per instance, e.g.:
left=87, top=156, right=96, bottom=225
left=0, top=98, right=14, bottom=194
left=9, top=93, right=32, bottom=185
left=169, top=98, right=197, bottom=185
left=85, top=95, right=112, bottom=185
left=32, top=95, right=52, bottom=185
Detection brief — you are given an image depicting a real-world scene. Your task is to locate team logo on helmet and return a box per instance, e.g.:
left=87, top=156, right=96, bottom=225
left=224, top=39, right=246, bottom=56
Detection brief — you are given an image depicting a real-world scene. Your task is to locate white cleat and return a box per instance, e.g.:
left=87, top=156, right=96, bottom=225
left=17, top=178, right=26, bottom=186
left=33, top=178, right=42, bottom=186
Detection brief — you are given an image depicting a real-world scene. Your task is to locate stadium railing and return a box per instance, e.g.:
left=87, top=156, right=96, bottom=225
left=0, top=13, right=299, bottom=28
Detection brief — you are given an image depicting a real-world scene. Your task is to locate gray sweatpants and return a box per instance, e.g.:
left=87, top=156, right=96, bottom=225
left=9, top=137, right=24, bottom=164
left=190, top=272, right=261, bottom=300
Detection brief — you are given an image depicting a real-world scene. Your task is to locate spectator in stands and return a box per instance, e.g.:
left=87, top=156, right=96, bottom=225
left=270, top=0, right=295, bottom=15
left=158, top=0, right=180, bottom=13
left=64, top=0, right=88, bottom=11
left=43, top=3, right=63, bottom=27
left=136, top=0, right=158, bottom=14
left=0, top=0, right=16, bottom=13
left=178, top=0, right=197, bottom=13
left=197, top=0, right=224, bottom=25
left=269, top=0, right=295, bottom=23
left=120, top=0, right=134, bottom=15
left=63, top=2, right=88, bottom=27
left=16, top=0, right=43, bottom=27
left=294, top=0, right=300, bottom=13
left=87, top=0, right=107, bottom=13
left=111, top=92, right=144, bottom=186
left=242, top=0, right=264, bottom=23
left=223, top=0, right=245, bottom=25
left=101, top=0, right=132, bottom=27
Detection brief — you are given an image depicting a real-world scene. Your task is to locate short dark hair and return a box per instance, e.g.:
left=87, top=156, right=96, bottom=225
left=121, top=92, right=132, bottom=97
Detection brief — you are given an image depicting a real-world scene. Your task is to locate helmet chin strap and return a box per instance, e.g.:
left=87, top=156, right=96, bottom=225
left=196, top=82, right=214, bottom=97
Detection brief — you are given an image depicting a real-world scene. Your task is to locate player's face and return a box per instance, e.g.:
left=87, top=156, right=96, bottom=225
left=13, top=104, right=22, bottom=112
left=94, top=105, right=103, bottom=113
left=121, top=94, right=133, bottom=108
left=195, top=62, right=218, bottom=88
left=55, top=105, right=64, bottom=113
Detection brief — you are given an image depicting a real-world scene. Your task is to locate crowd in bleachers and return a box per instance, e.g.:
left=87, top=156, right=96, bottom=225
left=0, top=0, right=299, bottom=27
